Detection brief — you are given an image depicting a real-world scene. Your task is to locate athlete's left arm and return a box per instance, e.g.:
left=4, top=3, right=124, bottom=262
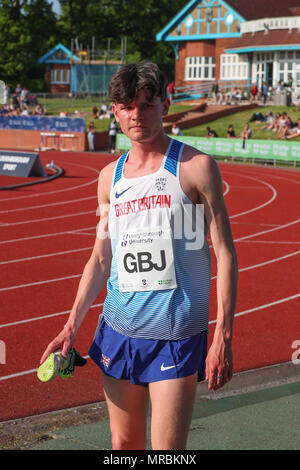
left=194, top=153, right=238, bottom=391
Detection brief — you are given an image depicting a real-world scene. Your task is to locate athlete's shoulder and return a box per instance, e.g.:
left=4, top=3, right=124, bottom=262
left=97, top=159, right=118, bottom=203
left=181, top=144, right=221, bottom=189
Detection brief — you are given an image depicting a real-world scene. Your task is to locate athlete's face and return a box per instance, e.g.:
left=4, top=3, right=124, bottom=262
left=112, top=89, right=170, bottom=143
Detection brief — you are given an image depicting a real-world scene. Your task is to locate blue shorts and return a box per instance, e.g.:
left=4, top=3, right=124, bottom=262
left=88, top=316, right=207, bottom=386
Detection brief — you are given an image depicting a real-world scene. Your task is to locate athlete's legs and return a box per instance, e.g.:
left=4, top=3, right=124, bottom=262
left=102, top=373, right=149, bottom=450
left=149, top=372, right=198, bottom=450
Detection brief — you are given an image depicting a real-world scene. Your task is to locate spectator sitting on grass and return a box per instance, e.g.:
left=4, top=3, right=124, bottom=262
left=206, top=126, right=218, bottom=137
left=261, top=112, right=274, bottom=129
left=239, top=123, right=252, bottom=140
left=282, top=118, right=300, bottom=140
left=92, top=106, right=100, bottom=119
left=171, top=122, right=183, bottom=136
left=278, top=114, right=294, bottom=138
left=227, top=124, right=236, bottom=138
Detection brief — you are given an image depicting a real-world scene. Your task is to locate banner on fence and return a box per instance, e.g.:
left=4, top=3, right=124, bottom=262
left=0, top=116, right=86, bottom=133
left=116, top=134, right=300, bottom=162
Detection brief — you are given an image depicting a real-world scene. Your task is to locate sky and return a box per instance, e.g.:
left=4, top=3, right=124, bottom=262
left=49, top=0, right=61, bottom=16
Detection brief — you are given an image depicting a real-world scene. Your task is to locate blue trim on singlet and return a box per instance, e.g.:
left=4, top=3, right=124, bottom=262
left=113, top=152, right=128, bottom=186
left=164, top=139, right=182, bottom=176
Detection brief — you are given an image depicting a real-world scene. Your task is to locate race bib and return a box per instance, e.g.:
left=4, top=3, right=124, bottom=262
left=116, top=226, right=177, bottom=292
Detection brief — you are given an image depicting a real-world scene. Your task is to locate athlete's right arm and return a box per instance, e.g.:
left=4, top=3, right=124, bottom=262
left=40, top=163, right=115, bottom=363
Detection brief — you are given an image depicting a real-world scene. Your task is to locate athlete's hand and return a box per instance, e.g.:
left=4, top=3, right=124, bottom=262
left=39, top=323, right=77, bottom=364
left=205, top=336, right=233, bottom=391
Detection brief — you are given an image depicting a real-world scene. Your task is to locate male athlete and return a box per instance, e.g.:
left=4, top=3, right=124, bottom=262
left=40, top=62, right=238, bottom=450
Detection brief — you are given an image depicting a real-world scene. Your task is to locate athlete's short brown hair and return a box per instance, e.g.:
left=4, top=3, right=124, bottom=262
left=109, top=62, right=167, bottom=104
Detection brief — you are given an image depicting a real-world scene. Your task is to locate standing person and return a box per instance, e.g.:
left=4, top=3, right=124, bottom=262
left=261, top=81, right=268, bottom=105
left=249, top=82, right=258, bottom=104
left=167, top=80, right=175, bottom=104
left=108, top=118, right=119, bottom=153
left=39, top=62, right=238, bottom=450
left=87, top=121, right=96, bottom=151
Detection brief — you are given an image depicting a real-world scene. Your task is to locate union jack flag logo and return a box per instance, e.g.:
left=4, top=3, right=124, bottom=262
left=101, top=354, right=110, bottom=368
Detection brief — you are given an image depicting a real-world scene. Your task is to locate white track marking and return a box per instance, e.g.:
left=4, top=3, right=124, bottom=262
left=0, top=195, right=96, bottom=215
left=223, top=180, right=230, bottom=197
left=0, top=161, right=100, bottom=202
left=227, top=173, right=277, bottom=219
left=0, top=246, right=93, bottom=265
left=237, top=240, right=300, bottom=245
left=234, top=218, right=300, bottom=242
left=211, top=250, right=300, bottom=280
left=0, top=225, right=96, bottom=245
left=209, top=293, right=300, bottom=325
left=1, top=294, right=299, bottom=381
left=0, top=210, right=95, bottom=227
left=0, top=273, right=83, bottom=292
left=0, top=303, right=103, bottom=329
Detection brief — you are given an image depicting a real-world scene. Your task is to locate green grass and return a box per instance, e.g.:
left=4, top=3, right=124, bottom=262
left=29, top=98, right=194, bottom=132
left=182, top=105, right=300, bottom=141
left=27, top=97, right=300, bottom=141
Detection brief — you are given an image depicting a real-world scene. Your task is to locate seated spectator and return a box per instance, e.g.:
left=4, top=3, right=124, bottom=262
left=261, top=112, right=274, bottom=129
left=227, top=124, right=236, bottom=138
left=249, top=112, right=265, bottom=123
left=239, top=123, right=252, bottom=140
left=33, top=104, right=46, bottom=115
left=21, top=104, right=30, bottom=116
left=230, top=87, right=242, bottom=105
left=282, top=118, right=300, bottom=139
left=206, top=126, right=218, bottom=137
left=92, top=106, right=100, bottom=119
left=171, top=122, right=183, bottom=136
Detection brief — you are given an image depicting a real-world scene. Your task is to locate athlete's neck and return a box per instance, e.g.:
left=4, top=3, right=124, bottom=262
left=129, top=133, right=171, bottom=165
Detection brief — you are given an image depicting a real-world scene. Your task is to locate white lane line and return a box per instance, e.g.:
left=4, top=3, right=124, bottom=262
left=228, top=174, right=277, bottom=219
left=0, top=195, right=96, bottom=215
left=223, top=180, right=230, bottom=197
left=0, top=210, right=95, bottom=227
left=237, top=240, right=300, bottom=245
left=0, top=273, right=82, bottom=292
left=234, top=218, right=300, bottom=242
left=1, top=294, right=299, bottom=382
left=211, top=250, right=300, bottom=280
left=0, top=161, right=100, bottom=202
left=0, top=225, right=96, bottom=245
left=0, top=303, right=103, bottom=329
left=0, top=246, right=93, bottom=265
left=209, top=293, right=300, bottom=325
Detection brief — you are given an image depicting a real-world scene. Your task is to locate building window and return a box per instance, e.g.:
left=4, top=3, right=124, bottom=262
left=185, top=57, right=215, bottom=81
left=220, top=54, right=248, bottom=80
left=51, top=68, right=70, bottom=84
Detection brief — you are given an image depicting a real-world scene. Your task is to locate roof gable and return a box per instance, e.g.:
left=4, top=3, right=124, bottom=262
left=156, top=0, right=245, bottom=42
left=38, top=43, right=80, bottom=64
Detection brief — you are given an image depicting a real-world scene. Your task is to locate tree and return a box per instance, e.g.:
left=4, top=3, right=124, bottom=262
left=0, top=0, right=58, bottom=88
left=57, top=0, right=184, bottom=80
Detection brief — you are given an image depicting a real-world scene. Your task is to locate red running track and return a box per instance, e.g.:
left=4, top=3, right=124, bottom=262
left=0, top=150, right=299, bottom=422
